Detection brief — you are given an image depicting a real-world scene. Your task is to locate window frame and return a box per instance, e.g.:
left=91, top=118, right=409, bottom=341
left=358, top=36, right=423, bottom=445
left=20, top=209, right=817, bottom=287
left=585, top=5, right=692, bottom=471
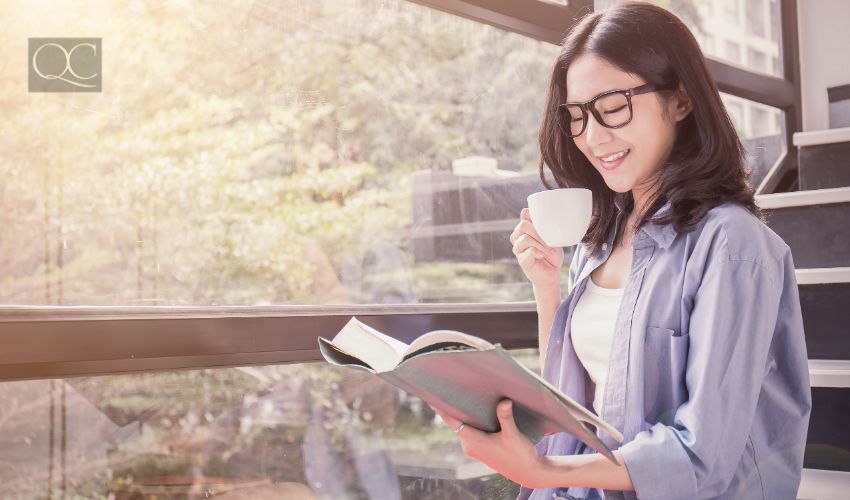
left=0, top=304, right=540, bottom=381
left=0, top=0, right=802, bottom=382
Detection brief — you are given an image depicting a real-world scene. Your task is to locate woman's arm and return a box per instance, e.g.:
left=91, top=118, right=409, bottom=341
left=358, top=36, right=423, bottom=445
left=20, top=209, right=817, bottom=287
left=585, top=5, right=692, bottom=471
left=537, top=451, right=635, bottom=491
left=615, top=255, right=795, bottom=499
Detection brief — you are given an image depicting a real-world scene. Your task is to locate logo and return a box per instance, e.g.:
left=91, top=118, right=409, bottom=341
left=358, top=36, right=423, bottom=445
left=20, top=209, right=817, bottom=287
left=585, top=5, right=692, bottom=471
left=29, top=38, right=101, bottom=92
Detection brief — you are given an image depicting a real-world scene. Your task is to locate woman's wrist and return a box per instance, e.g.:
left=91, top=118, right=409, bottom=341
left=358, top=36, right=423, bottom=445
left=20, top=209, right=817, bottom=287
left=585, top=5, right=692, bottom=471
left=531, top=451, right=635, bottom=491
left=532, top=282, right=561, bottom=301
left=533, top=455, right=571, bottom=489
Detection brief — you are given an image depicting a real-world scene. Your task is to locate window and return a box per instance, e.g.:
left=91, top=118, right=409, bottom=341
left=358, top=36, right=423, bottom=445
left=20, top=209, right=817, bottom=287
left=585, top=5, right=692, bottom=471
left=769, top=0, right=781, bottom=43
left=724, top=0, right=741, bottom=25
left=3, top=1, right=560, bottom=494
left=726, top=41, right=742, bottom=64
left=745, top=0, right=766, bottom=37
left=634, top=0, right=785, bottom=78
left=726, top=100, right=745, bottom=131
left=0, top=349, right=541, bottom=497
left=1, top=0, right=562, bottom=307
left=748, top=48, right=768, bottom=72
left=721, top=93, right=786, bottom=189
left=750, top=107, right=771, bottom=137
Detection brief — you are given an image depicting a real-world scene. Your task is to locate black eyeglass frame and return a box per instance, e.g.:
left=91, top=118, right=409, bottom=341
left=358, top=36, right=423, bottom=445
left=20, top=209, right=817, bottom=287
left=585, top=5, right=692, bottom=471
left=559, top=83, right=677, bottom=138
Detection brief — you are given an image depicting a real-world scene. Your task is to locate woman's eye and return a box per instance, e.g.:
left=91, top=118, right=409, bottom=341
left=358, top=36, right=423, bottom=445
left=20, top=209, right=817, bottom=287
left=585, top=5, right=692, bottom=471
left=603, top=105, right=627, bottom=115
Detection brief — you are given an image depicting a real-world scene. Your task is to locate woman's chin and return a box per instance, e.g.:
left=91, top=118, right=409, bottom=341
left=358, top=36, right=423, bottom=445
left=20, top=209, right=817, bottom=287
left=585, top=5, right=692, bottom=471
left=603, top=180, right=633, bottom=194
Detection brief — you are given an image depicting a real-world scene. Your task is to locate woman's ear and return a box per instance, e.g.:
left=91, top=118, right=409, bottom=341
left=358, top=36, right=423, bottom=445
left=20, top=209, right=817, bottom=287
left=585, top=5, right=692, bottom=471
left=669, top=83, right=692, bottom=122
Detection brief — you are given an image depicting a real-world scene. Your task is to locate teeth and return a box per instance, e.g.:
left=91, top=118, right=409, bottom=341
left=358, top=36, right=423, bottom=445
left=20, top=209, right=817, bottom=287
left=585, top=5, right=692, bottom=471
left=602, top=149, right=629, bottom=162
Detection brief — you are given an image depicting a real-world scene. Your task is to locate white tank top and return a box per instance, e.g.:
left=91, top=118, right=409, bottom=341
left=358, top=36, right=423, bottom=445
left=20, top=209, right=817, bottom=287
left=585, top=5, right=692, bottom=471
left=570, top=275, right=624, bottom=415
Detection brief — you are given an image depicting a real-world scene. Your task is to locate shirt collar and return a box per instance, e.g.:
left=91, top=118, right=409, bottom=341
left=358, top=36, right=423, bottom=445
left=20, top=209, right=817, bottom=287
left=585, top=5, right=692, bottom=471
left=614, top=196, right=678, bottom=250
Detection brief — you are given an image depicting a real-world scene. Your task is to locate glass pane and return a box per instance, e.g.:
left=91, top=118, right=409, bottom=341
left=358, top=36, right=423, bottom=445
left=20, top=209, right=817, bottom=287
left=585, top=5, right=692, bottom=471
left=805, top=387, right=850, bottom=472
left=720, top=92, right=787, bottom=190
left=595, top=0, right=784, bottom=77
left=0, top=349, right=540, bottom=498
left=1, top=0, right=564, bottom=306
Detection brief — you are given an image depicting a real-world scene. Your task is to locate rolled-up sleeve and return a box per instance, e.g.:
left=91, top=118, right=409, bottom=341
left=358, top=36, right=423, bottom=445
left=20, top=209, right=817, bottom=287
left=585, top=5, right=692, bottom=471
left=618, top=255, right=783, bottom=499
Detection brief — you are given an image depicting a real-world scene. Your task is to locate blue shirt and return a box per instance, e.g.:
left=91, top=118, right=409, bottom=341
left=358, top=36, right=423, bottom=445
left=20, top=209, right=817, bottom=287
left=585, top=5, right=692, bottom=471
left=517, top=197, right=812, bottom=500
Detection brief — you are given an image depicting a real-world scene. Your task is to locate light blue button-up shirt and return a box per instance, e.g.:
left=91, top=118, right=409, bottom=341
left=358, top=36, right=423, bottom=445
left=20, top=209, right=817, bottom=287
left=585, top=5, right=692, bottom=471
left=517, top=197, right=812, bottom=500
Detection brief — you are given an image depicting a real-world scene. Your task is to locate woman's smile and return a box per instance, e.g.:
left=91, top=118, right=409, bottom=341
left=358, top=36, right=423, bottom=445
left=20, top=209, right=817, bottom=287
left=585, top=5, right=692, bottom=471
left=597, top=148, right=630, bottom=170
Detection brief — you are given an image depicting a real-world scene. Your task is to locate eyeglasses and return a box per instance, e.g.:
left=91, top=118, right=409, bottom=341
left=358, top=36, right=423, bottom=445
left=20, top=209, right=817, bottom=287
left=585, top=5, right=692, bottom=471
left=559, top=83, right=675, bottom=138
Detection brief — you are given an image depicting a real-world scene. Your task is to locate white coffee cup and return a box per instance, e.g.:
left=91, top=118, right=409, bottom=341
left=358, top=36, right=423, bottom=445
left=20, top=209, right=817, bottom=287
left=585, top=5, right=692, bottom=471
left=526, top=188, right=592, bottom=247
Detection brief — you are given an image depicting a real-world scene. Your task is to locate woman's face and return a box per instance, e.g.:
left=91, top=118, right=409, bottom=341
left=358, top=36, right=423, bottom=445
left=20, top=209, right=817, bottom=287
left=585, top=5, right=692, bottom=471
left=565, top=53, right=688, bottom=200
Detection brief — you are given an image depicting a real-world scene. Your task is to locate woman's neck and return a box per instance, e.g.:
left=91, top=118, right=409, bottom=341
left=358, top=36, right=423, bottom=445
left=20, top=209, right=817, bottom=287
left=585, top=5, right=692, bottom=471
left=616, top=210, right=637, bottom=249
left=617, top=186, right=656, bottom=249
left=631, top=187, right=651, bottom=218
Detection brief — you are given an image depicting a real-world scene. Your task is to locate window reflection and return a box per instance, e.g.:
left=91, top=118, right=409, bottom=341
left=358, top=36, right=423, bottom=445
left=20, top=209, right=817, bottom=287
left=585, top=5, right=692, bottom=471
left=720, top=92, right=787, bottom=189
left=598, top=0, right=784, bottom=77
left=0, top=349, right=540, bottom=498
left=0, top=0, right=559, bottom=307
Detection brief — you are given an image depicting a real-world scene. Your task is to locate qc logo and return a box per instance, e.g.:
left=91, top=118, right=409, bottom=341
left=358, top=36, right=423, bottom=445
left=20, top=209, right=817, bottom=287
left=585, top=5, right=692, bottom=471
left=28, top=38, right=101, bottom=92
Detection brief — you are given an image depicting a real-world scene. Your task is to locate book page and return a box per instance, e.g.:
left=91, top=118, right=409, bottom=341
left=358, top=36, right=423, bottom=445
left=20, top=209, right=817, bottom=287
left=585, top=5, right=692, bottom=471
left=404, top=329, right=494, bottom=358
left=329, top=316, right=410, bottom=373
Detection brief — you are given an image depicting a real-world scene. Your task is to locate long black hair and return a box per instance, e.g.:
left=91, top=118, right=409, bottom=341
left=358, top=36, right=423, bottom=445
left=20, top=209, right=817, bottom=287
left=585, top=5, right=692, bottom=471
left=538, top=1, right=764, bottom=256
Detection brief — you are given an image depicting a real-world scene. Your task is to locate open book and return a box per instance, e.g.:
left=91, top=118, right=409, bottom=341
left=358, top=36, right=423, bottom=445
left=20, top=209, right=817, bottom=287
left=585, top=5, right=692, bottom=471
left=318, top=316, right=624, bottom=464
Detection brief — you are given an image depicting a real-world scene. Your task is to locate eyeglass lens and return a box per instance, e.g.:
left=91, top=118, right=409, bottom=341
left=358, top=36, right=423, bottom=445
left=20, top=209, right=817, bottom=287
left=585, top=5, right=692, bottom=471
left=565, top=92, right=632, bottom=137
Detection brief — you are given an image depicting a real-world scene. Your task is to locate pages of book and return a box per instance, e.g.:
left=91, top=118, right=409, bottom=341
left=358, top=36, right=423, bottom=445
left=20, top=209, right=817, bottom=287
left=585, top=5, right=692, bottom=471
left=403, top=328, right=494, bottom=357
left=329, top=316, right=410, bottom=372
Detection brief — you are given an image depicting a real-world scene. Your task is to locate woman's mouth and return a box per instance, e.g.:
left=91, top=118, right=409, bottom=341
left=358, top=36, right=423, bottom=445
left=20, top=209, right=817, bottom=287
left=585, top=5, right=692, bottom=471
left=598, top=149, right=630, bottom=170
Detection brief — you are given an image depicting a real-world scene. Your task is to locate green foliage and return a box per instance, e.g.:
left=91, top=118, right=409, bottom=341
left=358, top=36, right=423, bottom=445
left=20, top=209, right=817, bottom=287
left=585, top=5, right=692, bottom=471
left=0, top=0, right=561, bottom=497
left=0, top=0, right=556, bottom=306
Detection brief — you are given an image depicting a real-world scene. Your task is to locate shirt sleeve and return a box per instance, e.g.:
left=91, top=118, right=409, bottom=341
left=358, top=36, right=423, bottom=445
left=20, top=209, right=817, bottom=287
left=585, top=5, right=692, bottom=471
left=618, top=255, right=784, bottom=499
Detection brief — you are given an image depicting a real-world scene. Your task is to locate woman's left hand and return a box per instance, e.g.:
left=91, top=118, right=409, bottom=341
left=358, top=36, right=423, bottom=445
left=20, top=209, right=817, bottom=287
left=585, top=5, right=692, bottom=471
left=428, top=399, right=550, bottom=489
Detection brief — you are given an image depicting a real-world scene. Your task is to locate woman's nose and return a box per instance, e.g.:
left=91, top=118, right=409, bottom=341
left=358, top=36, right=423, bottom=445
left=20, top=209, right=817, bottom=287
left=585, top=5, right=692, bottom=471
left=584, top=111, right=612, bottom=147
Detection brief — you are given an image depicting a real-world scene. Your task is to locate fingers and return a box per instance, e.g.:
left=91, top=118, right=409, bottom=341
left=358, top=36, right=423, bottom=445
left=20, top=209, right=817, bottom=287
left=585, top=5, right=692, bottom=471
left=511, top=230, right=547, bottom=254
left=511, top=209, right=536, bottom=244
left=511, top=207, right=565, bottom=271
left=510, top=215, right=552, bottom=257
left=517, top=246, right=552, bottom=269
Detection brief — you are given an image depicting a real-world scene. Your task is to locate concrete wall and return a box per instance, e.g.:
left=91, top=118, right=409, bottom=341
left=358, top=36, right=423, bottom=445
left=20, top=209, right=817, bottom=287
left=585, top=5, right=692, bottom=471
left=798, top=0, right=850, bottom=131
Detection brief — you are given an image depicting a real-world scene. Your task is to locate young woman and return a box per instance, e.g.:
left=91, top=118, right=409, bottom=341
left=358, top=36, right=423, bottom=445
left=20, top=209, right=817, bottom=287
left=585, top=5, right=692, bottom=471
left=430, top=2, right=812, bottom=499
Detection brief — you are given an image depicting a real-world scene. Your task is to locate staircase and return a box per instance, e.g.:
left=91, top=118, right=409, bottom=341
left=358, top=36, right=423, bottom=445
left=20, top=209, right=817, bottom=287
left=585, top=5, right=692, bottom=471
left=758, top=127, right=850, bottom=499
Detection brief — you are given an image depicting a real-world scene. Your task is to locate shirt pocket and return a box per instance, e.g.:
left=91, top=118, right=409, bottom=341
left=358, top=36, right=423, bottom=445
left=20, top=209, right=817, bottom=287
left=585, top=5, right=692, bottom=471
left=643, top=326, right=689, bottom=425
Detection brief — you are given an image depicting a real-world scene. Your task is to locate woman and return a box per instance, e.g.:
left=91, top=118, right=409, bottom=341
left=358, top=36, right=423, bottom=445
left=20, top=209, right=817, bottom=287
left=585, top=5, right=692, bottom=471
left=430, top=2, right=811, bottom=499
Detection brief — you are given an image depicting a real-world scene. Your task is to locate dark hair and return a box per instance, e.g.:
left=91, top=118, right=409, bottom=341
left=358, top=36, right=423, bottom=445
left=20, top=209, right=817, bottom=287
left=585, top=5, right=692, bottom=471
left=537, top=0, right=765, bottom=257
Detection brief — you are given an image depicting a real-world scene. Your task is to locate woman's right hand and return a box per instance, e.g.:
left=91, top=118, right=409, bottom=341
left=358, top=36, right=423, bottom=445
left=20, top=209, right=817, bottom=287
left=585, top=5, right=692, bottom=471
left=509, top=208, right=564, bottom=290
